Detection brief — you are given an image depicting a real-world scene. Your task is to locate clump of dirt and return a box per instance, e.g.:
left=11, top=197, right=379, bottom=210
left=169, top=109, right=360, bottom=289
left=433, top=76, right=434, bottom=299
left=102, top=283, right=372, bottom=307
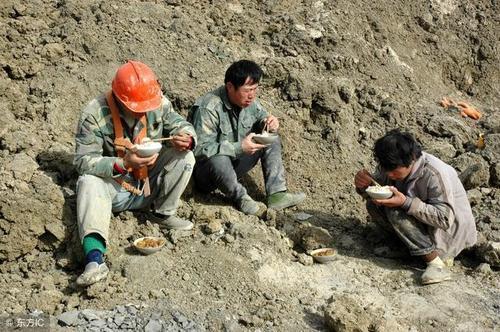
left=0, top=0, right=499, bottom=330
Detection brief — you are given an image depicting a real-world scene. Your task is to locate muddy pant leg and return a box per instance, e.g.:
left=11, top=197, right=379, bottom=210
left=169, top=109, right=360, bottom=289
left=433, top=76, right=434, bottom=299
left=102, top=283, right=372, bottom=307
left=233, top=152, right=260, bottom=176
left=366, top=201, right=396, bottom=235
left=76, top=174, right=118, bottom=244
left=193, top=155, right=248, bottom=201
left=385, top=208, right=435, bottom=256
left=260, top=138, right=287, bottom=195
left=146, top=148, right=195, bottom=216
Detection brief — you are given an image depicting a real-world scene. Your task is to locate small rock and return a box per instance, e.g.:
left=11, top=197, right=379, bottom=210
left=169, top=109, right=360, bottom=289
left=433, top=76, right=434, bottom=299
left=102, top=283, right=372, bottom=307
left=223, top=320, right=243, bottom=332
left=9, top=153, right=39, bottom=181
left=203, top=219, right=223, bottom=234
left=223, top=234, right=235, bottom=243
left=126, top=305, right=138, bottom=316
left=298, top=253, right=314, bottom=266
left=149, top=289, right=162, bottom=299
left=144, top=319, right=162, bottom=332
left=45, top=222, right=66, bottom=242
left=294, top=212, right=313, bottom=222
left=168, top=229, right=192, bottom=244
left=58, top=310, right=79, bottom=326
left=466, top=189, right=482, bottom=206
left=264, top=208, right=277, bottom=225
left=425, top=141, right=456, bottom=162
left=417, top=13, right=434, bottom=31
left=90, top=319, right=106, bottom=327
left=491, top=163, right=500, bottom=188
left=459, top=163, right=490, bottom=189
left=114, top=315, right=125, bottom=326
left=116, top=305, right=126, bottom=314
left=300, top=226, right=333, bottom=251
left=81, top=309, right=100, bottom=321
left=172, top=311, right=187, bottom=324
left=338, top=85, right=353, bottom=103
left=480, top=187, right=492, bottom=195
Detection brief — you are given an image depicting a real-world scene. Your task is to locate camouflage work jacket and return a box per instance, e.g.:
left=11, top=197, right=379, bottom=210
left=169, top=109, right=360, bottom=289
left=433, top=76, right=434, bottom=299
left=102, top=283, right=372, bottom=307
left=74, top=93, right=196, bottom=178
left=188, top=86, right=268, bottom=160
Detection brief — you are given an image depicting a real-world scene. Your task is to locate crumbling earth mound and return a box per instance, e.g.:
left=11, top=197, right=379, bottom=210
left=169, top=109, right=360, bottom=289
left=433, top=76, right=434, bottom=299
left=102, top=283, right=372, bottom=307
left=0, top=0, right=499, bottom=331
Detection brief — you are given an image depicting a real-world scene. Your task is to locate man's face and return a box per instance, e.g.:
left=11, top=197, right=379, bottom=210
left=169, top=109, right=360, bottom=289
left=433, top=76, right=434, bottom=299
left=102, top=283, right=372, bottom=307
left=385, top=163, right=414, bottom=181
left=226, top=77, right=259, bottom=108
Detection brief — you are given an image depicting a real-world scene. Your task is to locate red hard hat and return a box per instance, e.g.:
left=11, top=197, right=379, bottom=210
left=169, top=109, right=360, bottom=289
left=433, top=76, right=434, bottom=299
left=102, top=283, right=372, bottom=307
left=111, top=60, right=162, bottom=113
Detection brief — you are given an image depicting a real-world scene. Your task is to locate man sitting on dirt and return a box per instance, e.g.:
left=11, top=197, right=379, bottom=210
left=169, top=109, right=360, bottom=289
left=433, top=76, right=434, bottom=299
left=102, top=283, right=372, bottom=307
left=74, top=60, right=196, bottom=286
left=354, top=130, right=477, bottom=285
left=188, top=60, right=305, bottom=215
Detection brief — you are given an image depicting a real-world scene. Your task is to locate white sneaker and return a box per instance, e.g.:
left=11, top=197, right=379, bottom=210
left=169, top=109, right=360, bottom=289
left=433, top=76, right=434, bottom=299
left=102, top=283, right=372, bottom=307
left=421, top=263, right=452, bottom=285
left=76, top=262, right=109, bottom=286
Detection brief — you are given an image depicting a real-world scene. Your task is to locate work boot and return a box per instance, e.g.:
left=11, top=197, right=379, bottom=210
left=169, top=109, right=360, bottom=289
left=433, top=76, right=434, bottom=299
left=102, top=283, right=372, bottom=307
left=149, top=213, right=194, bottom=230
left=76, top=262, right=109, bottom=286
left=237, top=194, right=261, bottom=216
left=267, top=191, right=306, bottom=210
left=421, top=260, right=452, bottom=285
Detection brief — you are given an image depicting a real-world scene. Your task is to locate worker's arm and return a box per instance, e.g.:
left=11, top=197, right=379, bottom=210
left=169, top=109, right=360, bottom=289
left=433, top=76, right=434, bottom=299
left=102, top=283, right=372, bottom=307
left=74, top=105, right=121, bottom=178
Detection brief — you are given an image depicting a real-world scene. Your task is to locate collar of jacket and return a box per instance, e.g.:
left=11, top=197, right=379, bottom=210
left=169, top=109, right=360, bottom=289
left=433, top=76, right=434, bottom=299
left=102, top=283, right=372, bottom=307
left=219, top=85, right=248, bottom=113
left=405, top=153, right=427, bottom=182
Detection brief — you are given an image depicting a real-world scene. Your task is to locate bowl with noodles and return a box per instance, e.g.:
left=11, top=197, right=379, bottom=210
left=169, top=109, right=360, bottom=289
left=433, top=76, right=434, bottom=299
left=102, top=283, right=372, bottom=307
left=133, top=236, right=166, bottom=255
left=310, top=247, right=338, bottom=263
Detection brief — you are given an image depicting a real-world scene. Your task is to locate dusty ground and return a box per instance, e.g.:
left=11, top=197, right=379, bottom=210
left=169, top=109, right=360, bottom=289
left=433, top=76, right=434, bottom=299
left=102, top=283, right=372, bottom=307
left=0, top=0, right=499, bottom=331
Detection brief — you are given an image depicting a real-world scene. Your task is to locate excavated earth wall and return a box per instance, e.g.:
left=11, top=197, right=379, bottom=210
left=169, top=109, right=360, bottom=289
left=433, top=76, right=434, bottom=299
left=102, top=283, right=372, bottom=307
left=0, top=0, right=499, bottom=331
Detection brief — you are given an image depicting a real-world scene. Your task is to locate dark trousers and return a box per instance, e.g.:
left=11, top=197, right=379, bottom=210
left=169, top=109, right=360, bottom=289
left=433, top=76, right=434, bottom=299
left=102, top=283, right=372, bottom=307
left=367, top=201, right=436, bottom=256
left=193, top=139, right=287, bottom=202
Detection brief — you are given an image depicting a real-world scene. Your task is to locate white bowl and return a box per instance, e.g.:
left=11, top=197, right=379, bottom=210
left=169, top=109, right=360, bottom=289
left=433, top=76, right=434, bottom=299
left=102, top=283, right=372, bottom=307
left=365, top=185, right=393, bottom=199
left=310, top=248, right=338, bottom=263
left=135, top=142, right=162, bottom=157
left=252, top=132, right=279, bottom=145
left=133, top=236, right=166, bottom=255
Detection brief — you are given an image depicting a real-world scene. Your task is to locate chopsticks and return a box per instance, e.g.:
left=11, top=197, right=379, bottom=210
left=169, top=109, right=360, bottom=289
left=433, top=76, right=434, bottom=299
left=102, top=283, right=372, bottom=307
left=150, top=137, right=175, bottom=142
left=371, top=177, right=382, bottom=187
left=368, top=172, right=382, bottom=187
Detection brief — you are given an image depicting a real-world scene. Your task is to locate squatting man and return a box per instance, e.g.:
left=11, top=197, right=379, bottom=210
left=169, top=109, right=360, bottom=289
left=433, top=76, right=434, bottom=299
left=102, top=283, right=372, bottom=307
left=354, top=130, right=477, bottom=285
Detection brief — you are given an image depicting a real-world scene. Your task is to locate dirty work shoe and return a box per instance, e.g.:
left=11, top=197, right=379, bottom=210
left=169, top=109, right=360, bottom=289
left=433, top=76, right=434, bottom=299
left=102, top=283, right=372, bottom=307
left=76, top=262, right=109, bottom=286
left=267, top=191, right=306, bottom=210
left=237, top=194, right=261, bottom=216
left=421, top=262, right=452, bottom=285
left=149, top=213, right=194, bottom=230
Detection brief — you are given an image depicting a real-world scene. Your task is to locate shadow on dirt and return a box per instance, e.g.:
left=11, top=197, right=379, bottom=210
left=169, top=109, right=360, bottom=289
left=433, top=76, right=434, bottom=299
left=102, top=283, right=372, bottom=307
left=280, top=208, right=426, bottom=276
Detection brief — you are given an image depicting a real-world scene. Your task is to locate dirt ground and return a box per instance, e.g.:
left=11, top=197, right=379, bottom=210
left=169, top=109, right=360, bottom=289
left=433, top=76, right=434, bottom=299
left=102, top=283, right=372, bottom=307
left=0, top=0, right=499, bottom=331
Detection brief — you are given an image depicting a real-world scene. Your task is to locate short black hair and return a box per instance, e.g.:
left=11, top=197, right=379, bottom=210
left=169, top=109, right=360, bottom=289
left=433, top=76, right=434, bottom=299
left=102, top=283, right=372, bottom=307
left=224, top=60, right=263, bottom=89
left=373, top=129, right=422, bottom=171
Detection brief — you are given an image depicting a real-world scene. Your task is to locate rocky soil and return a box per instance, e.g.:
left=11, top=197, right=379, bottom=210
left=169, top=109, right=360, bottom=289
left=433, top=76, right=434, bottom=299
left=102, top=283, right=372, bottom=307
left=0, top=0, right=499, bottom=331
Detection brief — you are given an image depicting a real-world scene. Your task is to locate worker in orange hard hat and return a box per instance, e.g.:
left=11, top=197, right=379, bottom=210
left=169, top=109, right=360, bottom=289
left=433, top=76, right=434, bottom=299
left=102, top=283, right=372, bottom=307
left=73, top=60, right=197, bottom=286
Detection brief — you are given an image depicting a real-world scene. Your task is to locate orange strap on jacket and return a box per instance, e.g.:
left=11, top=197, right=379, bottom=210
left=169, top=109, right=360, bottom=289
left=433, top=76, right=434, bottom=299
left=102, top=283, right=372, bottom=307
left=105, top=91, right=150, bottom=196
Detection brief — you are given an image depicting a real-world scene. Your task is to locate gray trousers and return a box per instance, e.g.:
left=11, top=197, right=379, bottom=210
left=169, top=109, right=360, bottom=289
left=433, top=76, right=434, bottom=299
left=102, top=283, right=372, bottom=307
left=367, top=201, right=436, bottom=256
left=76, top=148, right=195, bottom=243
left=193, top=138, right=287, bottom=202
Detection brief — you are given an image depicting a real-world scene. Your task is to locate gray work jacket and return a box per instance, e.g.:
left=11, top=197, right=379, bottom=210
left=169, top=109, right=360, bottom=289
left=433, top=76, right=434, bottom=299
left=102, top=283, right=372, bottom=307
left=374, top=152, right=477, bottom=258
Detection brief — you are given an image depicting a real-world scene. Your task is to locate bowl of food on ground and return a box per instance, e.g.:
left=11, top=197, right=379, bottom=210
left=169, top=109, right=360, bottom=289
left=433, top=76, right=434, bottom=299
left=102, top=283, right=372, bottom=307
left=252, top=132, right=279, bottom=145
left=365, top=185, right=393, bottom=199
left=133, top=236, right=166, bottom=255
left=310, top=247, right=338, bottom=263
left=134, top=141, right=162, bottom=157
